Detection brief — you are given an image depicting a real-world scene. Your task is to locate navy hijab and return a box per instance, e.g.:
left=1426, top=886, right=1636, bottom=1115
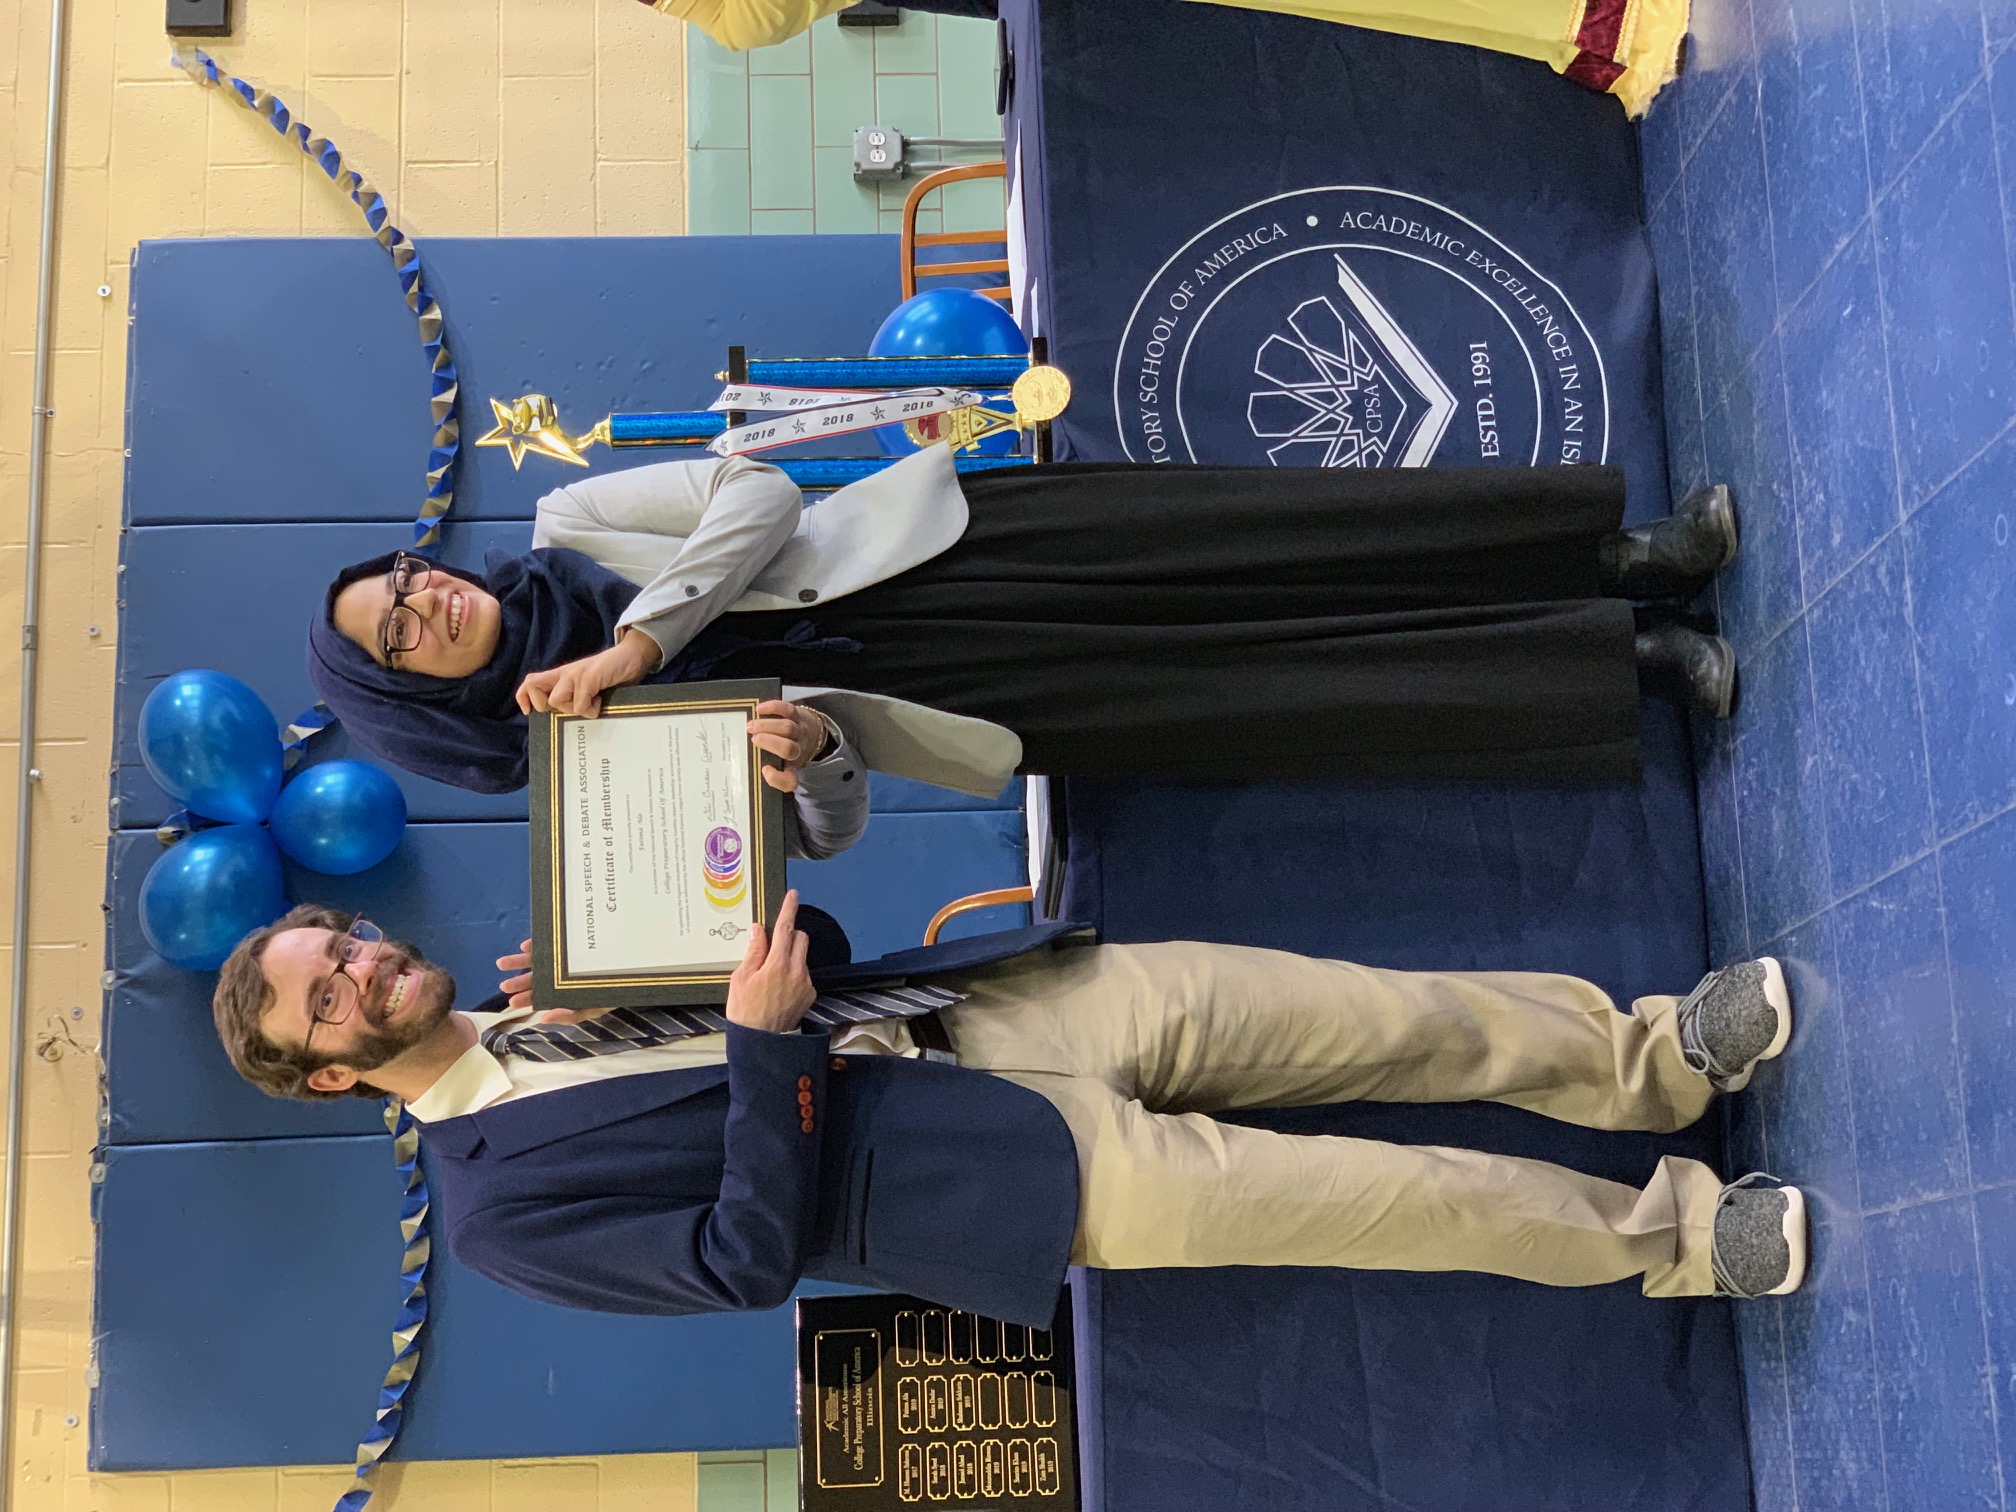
left=309, top=546, right=857, bottom=966
left=308, top=547, right=641, bottom=794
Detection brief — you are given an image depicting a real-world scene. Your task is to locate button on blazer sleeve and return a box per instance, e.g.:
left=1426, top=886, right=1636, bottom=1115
left=448, top=1023, right=832, bottom=1316
left=531, top=455, right=804, bottom=665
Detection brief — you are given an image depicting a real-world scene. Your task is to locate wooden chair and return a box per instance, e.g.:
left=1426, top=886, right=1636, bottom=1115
left=900, top=161, right=1011, bottom=305
left=923, top=886, right=1034, bottom=945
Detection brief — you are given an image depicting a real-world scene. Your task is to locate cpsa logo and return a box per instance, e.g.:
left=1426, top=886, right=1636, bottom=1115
left=1113, top=187, right=1610, bottom=469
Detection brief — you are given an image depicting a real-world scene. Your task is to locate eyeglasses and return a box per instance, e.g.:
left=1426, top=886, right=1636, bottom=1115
left=379, top=553, right=434, bottom=662
left=304, top=917, right=385, bottom=1051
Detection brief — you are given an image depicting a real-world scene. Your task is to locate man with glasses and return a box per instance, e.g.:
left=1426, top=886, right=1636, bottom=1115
left=212, top=889, right=1810, bottom=1325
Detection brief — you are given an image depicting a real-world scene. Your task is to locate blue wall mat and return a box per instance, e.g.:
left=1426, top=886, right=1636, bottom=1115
left=92, top=1138, right=837, bottom=1470
left=93, top=1137, right=404, bottom=1470
left=792, top=808, right=1032, bottom=961
left=115, top=520, right=534, bottom=829
left=105, top=822, right=538, bottom=1145
left=126, top=235, right=905, bottom=526
left=103, top=233, right=1029, bottom=1473
left=397, top=1228, right=854, bottom=1464
left=870, top=772, right=1023, bottom=813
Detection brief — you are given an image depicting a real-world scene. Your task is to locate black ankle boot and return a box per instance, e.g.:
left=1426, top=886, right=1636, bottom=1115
left=1600, top=484, right=1739, bottom=599
left=1636, top=623, right=1737, bottom=718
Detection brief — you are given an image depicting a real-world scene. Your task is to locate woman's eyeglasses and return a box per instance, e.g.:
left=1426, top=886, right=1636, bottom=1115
left=303, top=917, right=386, bottom=1051
left=380, top=552, right=433, bottom=662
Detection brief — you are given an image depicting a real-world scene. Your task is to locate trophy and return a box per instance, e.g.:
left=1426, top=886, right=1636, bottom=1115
left=477, top=342, right=1071, bottom=487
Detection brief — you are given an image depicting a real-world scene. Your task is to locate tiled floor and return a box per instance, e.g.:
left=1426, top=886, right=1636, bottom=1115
left=1642, top=1, right=2016, bottom=1508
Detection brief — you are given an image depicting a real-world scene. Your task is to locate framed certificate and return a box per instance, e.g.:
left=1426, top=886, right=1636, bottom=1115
left=527, top=678, right=786, bottom=1009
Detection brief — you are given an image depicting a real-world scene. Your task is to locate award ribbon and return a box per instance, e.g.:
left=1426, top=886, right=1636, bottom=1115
left=706, top=388, right=982, bottom=457
left=709, top=383, right=882, bottom=412
left=174, top=49, right=461, bottom=554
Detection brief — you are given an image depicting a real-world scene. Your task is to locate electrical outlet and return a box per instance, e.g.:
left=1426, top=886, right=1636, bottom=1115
left=166, top=0, right=231, bottom=37
left=852, top=124, right=907, bottom=182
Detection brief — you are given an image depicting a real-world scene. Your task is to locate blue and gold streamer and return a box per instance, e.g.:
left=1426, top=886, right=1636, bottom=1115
left=175, top=54, right=436, bottom=1512
left=173, top=49, right=461, bottom=552
left=330, top=1101, right=432, bottom=1512
left=282, top=703, right=338, bottom=769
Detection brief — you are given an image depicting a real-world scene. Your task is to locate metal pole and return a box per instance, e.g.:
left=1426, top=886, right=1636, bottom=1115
left=2, top=0, right=72, bottom=1498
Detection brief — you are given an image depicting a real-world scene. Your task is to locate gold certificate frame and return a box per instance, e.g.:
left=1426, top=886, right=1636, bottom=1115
left=527, top=678, right=786, bottom=1009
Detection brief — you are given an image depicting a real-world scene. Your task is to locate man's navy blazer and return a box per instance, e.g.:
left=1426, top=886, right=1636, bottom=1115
left=420, top=922, right=1091, bottom=1326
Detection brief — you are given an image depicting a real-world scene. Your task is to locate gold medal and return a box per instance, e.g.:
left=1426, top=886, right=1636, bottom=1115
left=1011, top=363, right=1072, bottom=425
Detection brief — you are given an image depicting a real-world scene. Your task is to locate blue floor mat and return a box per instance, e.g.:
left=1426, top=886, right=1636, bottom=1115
left=1054, top=698, right=1746, bottom=1512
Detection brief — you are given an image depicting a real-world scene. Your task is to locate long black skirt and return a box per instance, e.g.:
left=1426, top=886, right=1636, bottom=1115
left=707, top=462, right=1641, bottom=782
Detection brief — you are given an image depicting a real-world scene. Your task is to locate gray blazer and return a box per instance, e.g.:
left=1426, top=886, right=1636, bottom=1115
left=530, top=449, right=1021, bottom=799
left=779, top=719, right=869, bottom=862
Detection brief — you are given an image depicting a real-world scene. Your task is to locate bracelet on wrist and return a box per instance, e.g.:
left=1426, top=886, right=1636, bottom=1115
left=811, top=711, right=841, bottom=762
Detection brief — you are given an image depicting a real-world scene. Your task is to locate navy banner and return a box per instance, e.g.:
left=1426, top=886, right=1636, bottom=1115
left=1004, top=0, right=1669, bottom=509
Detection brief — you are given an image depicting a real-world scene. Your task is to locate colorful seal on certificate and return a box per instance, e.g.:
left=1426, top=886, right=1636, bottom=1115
left=702, top=825, right=747, bottom=909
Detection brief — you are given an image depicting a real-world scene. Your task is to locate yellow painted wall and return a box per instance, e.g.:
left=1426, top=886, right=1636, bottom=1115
left=0, top=0, right=699, bottom=1505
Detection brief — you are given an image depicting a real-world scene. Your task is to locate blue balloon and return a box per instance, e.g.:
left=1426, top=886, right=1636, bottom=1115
left=138, top=824, right=288, bottom=971
left=138, top=670, right=283, bottom=824
left=268, top=760, right=408, bottom=876
left=869, top=289, right=1029, bottom=458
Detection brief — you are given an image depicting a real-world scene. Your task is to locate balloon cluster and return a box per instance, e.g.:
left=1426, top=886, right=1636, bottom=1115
left=136, top=670, right=408, bottom=970
left=870, top=288, right=1030, bottom=459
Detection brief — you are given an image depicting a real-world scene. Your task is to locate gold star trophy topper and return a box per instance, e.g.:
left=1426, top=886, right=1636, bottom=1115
left=473, top=394, right=610, bottom=469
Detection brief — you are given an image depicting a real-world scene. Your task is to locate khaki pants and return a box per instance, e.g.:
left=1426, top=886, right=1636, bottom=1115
left=937, top=942, right=1725, bottom=1297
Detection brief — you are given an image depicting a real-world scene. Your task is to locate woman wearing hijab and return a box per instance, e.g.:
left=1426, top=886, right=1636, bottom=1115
left=308, top=445, right=1739, bottom=798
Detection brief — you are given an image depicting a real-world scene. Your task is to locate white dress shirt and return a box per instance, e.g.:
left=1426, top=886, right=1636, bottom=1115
left=405, top=1006, right=915, bottom=1123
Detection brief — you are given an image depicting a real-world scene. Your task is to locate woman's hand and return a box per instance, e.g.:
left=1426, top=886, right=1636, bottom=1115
left=496, top=938, right=536, bottom=1010
left=515, top=628, right=662, bottom=719
left=747, top=699, right=836, bottom=793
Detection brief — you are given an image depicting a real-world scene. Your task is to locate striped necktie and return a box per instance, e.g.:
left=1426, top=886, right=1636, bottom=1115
left=480, top=983, right=967, bottom=1063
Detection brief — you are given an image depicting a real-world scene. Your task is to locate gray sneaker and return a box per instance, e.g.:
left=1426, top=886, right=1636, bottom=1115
left=1710, top=1174, right=1808, bottom=1298
left=1678, top=957, right=1792, bottom=1091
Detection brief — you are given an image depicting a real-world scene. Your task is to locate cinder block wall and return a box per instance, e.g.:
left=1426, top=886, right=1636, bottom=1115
left=0, top=0, right=698, bottom=1506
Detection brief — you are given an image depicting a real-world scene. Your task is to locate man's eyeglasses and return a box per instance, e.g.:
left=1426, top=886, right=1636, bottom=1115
left=379, top=553, right=434, bottom=662
left=304, top=917, right=386, bottom=1051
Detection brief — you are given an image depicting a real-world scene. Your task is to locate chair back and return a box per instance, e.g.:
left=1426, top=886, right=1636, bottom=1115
left=900, top=161, right=1011, bottom=304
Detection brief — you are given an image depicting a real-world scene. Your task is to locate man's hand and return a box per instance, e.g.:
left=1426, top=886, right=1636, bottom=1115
left=515, top=628, right=662, bottom=719
left=747, top=699, right=834, bottom=793
left=494, top=937, right=608, bottom=1022
left=726, top=889, right=816, bottom=1033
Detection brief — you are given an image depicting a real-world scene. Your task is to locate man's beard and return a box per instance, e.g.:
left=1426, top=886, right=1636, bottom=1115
left=324, top=937, right=457, bottom=1077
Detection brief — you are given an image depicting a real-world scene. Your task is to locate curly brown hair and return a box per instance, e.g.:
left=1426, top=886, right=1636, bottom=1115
left=212, top=902, right=383, bottom=1102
